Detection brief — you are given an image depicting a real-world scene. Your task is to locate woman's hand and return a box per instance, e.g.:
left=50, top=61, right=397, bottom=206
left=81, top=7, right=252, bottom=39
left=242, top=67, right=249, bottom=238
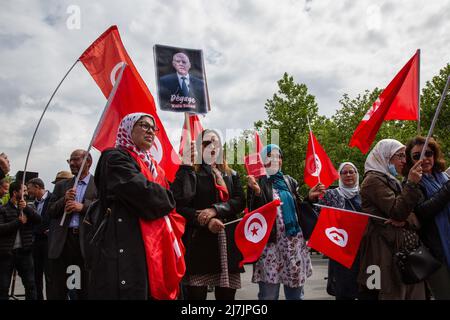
left=197, top=208, right=217, bottom=226
left=208, top=218, right=225, bottom=234
left=247, top=175, right=261, bottom=196
left=308, top=182, right=326, bottom=201
left=407, top=160, right=423, bottom=184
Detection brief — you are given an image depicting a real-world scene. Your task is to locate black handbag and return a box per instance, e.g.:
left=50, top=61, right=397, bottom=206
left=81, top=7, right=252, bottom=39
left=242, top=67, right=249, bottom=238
left=297, top=201, right=318, bottom=240
left=394, top=243, right=441, bottom=284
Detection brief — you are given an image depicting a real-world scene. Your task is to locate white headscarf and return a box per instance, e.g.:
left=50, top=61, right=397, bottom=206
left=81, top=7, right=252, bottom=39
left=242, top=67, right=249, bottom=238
left=115, top=112, right=157, bottom=178
left=364, top=139, right=405, bottom=182
left=337, top=162, right=359, bottom=199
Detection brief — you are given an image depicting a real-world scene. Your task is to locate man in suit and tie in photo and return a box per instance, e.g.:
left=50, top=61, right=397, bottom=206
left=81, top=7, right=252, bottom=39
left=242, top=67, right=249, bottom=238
left=47, top=149, right=97, bottom=300
left=159, top=52, right=207, bottom=113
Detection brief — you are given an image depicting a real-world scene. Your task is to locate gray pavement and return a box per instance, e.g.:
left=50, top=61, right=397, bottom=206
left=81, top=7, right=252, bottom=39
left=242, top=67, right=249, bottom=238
left=9, top=252, right=334, bottom=300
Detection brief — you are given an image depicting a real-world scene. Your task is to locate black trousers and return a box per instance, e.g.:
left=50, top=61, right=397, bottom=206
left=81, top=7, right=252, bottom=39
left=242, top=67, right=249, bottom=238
left=47, top=231, right=87, bottom=300
left=0, top=249, right=37, bottom=300
left=32, top=237, right=49, bottom=300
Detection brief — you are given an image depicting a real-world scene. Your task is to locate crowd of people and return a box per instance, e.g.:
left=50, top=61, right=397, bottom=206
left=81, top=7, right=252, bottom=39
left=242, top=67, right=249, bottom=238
left=1, top=115, right=449, bottom=300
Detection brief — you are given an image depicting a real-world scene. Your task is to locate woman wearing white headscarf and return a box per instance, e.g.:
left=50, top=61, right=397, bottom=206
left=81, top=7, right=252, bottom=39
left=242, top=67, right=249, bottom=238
left=315, top=162, right=361, bottom=300
left=357, top=139, right=425, bottom=300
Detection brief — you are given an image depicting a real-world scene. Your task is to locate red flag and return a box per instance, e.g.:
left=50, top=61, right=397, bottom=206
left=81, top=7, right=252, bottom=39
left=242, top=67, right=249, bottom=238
left=128, top=150, right=185, bottom=300
left=308, top=206, right=368, bottom=269
left=304, top=131, right=339, bottom=188
left=255, top=131, right=264, bottom=153
left=244, top=153, right=266, bottom=178
left=79, top=26, right=180, bottom=181
left=178, top=114, right=203, bottom=156
left=349, top=50, right=420, bottom=154
left=235, top=199, right=280, bottom=268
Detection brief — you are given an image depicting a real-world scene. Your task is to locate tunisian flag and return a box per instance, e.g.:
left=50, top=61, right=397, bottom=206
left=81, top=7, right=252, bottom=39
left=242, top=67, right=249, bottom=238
left=235, top=199, right=280, bottom=267
left=308, top=206, right=368, bottom=269
left=349, top=50, right=420, bottom=154
left=178, top=114, right=203, bottom=156
left=304, top=131, right=339, bottom=188
left=244, top=131, right=266, bottom=178
left=79, top=25, right=180, bottom=181
left=127, top=150, right=185, bottom=300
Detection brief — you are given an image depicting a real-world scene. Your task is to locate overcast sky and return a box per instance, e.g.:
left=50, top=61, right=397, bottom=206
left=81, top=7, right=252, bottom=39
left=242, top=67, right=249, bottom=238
left=1, top=0, right=449, bottom=188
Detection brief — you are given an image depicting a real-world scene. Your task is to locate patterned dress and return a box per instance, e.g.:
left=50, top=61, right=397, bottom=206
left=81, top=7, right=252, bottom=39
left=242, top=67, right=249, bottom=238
left=252, top=190, right=313, bottom=287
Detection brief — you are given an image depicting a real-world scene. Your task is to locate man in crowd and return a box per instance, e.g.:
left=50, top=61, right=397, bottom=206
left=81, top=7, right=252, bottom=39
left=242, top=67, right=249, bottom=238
left=27, top=178, right=54, bottom=300
left=0, top=181, right=41, bottom=300
left=47, top=149, right=97, bottom=300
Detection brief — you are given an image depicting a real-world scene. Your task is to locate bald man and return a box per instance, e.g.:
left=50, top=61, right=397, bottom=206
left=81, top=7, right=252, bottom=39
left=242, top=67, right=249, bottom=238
left=47, top=149, right=97, bottom=300
left=158, top=52, right=207, bottom=113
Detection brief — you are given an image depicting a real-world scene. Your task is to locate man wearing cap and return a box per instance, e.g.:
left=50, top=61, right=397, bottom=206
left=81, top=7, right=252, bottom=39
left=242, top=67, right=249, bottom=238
left=51, top=171, right=73, bottom=185
left=27, top=178, right=54, bottom=300
left=47, top=149, right=97, bottom=300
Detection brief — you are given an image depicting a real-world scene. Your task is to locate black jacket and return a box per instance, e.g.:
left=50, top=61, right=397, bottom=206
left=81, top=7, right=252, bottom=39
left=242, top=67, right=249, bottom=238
left=172, top=164, right=246, bottom=276
left=0, top=201, right=41, bottom=255
left=247, top=174, right=308, bottom=243
left=47, top=174, right=97, bottom=259
left=32, top=191, right=55, bottom=240
left=88, top=148, right=176, bottom=300
left=414, top=179, right=450, bottom=263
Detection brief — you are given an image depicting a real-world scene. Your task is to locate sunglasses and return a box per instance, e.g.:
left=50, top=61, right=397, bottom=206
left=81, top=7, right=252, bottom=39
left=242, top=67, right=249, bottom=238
left=412, top=150, right=434, bottom=161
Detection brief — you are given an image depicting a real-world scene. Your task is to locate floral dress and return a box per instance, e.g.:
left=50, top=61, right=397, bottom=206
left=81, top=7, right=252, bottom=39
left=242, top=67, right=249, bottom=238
left=252, top=189, right=313, bottom=287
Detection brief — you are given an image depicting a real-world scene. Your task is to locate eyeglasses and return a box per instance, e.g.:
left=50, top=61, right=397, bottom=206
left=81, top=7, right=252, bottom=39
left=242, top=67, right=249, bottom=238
left=392, top=153, right=406, bottom=160
left=136, top=122, right=159, bottom=133
left=340, top=170, right=356, bottom=175
left=412, top=150, right=434, bottom=161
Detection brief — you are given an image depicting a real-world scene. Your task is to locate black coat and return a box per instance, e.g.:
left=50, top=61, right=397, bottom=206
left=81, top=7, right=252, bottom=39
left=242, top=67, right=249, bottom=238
left=247, top=174, right=306, bottom=243
left=47, top=175, right=97, bottom=259
left=32, top=191, right=55, bottom=241
left=0, top=201, right=41, bottom=255
left=414, top=179, right=450, bottom=264
left=88, top=148, right=176, bottom=300
left=172, top=164, right=246, bottom=275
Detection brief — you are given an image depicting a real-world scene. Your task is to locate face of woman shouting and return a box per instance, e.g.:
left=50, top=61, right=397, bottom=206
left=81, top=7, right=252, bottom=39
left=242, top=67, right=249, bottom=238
left=201, top=131, right=221, bottom=165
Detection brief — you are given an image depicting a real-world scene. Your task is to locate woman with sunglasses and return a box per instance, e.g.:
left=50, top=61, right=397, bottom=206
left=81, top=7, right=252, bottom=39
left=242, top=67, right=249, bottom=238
left=172, top=129, right=246, bottom=300
left=357, top=139, right=425, bottom=300
left=404, top=136, right=450, bottom=299
left=314, top=162, right=362, bottom=300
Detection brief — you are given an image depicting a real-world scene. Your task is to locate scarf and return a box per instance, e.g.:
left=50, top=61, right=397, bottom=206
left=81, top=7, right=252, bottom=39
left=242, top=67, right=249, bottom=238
left=268, top=171, right=300, bottom=237
left=421, top=172, right=450, bottom=267
left=337, top=162, right=360, bottom=200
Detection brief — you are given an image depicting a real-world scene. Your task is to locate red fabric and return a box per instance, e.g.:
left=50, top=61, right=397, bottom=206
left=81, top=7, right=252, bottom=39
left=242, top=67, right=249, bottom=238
left=255, top=132, right=264, bottom=154
left=303, top=131, right=339, bottom=188
left=79, top=25, right=180, bottom=181
left=178, top=114, right=203, bottom=156
left=244, top=153, right=266, bottom=178
left=235, top=199, right=280, bottom=268
left=126, top=150, right=186, bottom=300
left=349, top=50, right=419, bottom=154
left=307, top=207, right=368, bottom=269
left=215, top=182, right=229, bottom=202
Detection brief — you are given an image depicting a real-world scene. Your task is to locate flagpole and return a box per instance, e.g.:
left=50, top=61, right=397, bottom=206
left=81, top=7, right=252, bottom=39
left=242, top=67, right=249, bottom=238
left=182, top=112, right=192, bottom=163
left=419, top=75, right=450, bottom=161
left=21, top=59, right=79, bottom=212
left=307, top=115, right=321, bottom=184
left=224, top=217, right=243, bottom=226
left=60, top=63, right=127, bottom=226
left=313, top=204, right=388, bottom=221
left=417, top=49, right=421, bottom=135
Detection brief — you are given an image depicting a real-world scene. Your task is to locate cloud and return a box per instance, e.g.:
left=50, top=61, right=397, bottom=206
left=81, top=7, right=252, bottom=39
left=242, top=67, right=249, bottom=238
left=1, top=0, right=450, bottom=188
